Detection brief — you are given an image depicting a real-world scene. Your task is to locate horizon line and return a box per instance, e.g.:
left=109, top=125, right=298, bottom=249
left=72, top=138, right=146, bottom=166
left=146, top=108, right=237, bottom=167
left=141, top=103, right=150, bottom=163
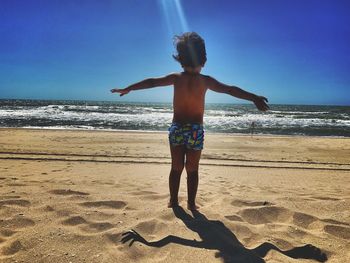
left=0, top=98, right=349, bottom=107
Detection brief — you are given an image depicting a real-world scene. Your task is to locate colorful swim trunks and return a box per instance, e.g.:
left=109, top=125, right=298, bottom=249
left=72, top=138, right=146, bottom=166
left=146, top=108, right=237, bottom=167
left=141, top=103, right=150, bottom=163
left=168, top=123, right=204, bottom=150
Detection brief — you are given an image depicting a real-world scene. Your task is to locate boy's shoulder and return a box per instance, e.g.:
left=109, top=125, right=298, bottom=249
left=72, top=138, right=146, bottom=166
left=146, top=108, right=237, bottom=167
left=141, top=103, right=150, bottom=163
left=170, top=72, right=212, bottom=80
left=164, top=72, right=181, bottom=80
left=199, top=73, right=212, bottom=80
left=171, top=73, right=214, bottom=88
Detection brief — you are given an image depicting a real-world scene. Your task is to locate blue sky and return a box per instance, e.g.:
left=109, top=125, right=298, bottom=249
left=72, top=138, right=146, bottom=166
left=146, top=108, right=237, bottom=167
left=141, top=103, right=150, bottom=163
left=1, top=0, right=349, bottom=105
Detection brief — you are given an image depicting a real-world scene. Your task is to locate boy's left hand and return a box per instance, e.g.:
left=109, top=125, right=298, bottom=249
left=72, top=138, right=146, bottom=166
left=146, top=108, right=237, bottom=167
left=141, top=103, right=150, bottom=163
left=110, top=88, right=130, bottom=96
left=253, top=96, right=269, bottom=111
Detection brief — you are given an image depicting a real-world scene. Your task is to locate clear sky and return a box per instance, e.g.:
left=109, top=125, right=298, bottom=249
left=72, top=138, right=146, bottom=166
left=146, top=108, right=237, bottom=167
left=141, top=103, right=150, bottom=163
left=1, top=0, right=349, bottom=105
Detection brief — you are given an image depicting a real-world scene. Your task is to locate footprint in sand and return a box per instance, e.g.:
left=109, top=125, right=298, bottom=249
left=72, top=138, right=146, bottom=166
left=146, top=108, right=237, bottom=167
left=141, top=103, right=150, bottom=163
left=0, top=199, right=30, bottom=207
left=80, top=200, right=127, bottom=209
left=0, top=216, right=35, bottom=229
left=0, top=217, right=33, bottom=256
left=62, top=216, right=87, bottom=226
left=49, top=189, right=89, bottom=196
left=105, top=233, right=122, bottom=243
left=238, top=206, right=292, bottom=225
left=233, top=200, right=324, bottom=231
left=0, top=229, right=17, bottom=237
left=292, top=212, right=318, bottom=229
left=61, top=215, right=115, bottom=233
left=134, top=219, right=167, bottom=235
left=1, top=240, right=24, bottom=256
left=324, top=225, right=350, bottom=240
left=237, top=203, right=350, bottom=242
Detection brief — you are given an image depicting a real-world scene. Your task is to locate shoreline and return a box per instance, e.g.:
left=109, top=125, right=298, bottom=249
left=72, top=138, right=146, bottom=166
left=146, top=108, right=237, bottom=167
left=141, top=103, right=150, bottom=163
left=1, top=126, right=349, bottom=139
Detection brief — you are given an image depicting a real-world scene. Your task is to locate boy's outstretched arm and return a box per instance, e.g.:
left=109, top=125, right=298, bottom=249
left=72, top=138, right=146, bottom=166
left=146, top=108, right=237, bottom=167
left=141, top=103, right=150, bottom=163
left=207, top=76, right=269, bottom=111
left=110, top=73, right=177, bottom=96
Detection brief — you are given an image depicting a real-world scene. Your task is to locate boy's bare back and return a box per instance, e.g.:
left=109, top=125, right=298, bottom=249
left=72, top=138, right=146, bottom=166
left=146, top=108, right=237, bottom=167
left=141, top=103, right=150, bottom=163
left=172, top=72, right=208, bottom=124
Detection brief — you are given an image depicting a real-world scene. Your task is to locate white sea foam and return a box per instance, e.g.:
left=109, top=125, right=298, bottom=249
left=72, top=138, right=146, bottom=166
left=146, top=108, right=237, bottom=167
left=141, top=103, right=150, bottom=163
left=0, top=100, right=349, bottom=136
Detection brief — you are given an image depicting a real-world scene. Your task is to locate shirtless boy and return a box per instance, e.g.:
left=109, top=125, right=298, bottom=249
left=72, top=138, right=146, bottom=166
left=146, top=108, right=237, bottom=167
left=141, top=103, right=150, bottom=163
left=111, top=32, right=269, bottom=210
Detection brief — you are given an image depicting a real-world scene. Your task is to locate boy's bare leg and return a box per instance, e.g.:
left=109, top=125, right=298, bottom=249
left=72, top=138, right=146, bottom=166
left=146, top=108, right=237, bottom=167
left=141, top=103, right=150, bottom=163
left=168, top=145, right=186, bottom=208
left=185, top=149, right=202, bottom=210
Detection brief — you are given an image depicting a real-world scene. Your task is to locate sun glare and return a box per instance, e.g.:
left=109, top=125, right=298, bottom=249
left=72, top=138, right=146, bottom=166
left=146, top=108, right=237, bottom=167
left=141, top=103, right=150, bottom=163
left=159, top=0, right=189, bottom=37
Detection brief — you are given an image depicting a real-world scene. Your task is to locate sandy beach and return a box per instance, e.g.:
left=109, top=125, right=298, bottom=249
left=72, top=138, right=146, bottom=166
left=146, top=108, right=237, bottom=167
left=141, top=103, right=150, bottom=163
left=0, top=128, right=349, bottom=262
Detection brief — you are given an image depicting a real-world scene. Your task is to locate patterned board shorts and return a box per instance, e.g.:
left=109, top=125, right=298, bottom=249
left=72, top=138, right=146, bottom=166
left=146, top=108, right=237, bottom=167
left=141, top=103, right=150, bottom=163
left=168, top=123, right=204, bottom=150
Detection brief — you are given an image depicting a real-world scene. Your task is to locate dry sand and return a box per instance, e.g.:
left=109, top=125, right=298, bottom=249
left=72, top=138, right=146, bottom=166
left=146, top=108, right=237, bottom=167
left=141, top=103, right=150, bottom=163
left=0, top=128, right=349, bottom=262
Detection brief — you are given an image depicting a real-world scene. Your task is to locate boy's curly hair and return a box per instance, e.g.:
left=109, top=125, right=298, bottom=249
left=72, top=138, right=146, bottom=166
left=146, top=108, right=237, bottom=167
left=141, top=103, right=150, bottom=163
left=173, top=32, right=207, bottom=68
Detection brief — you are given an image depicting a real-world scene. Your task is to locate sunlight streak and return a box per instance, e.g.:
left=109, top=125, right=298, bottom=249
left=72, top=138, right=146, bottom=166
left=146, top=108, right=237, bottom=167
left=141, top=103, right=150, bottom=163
left=174, top=0, right=189, bottom=32
left=159, top=0, right=190, bottom=37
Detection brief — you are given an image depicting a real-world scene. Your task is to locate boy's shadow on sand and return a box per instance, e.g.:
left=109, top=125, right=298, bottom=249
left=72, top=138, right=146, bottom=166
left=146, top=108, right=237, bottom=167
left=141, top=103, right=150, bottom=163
left=121, top=207, right=327, bottom=262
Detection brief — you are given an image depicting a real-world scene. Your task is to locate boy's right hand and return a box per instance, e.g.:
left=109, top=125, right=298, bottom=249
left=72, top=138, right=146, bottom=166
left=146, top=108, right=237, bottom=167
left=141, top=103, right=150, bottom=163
left=110, top=88, right=130, bottom=96
left=253, top=96, right=269, bottom=111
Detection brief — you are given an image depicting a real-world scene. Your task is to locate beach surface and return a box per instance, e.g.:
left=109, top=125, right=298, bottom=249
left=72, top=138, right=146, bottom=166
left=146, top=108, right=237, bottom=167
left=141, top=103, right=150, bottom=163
left=0, top=128, right=349, bottom=262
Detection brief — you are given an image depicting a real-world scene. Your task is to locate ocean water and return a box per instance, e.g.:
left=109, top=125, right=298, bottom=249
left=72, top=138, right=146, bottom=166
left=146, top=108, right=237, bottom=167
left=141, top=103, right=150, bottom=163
left=0, top=99, right=349, bottom=137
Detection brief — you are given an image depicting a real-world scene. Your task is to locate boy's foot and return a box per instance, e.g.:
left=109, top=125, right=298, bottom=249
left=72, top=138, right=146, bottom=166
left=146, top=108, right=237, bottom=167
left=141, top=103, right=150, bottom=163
left=187, top=202, right=199, bottom=211
left=168, top=201, right=179, bottom=208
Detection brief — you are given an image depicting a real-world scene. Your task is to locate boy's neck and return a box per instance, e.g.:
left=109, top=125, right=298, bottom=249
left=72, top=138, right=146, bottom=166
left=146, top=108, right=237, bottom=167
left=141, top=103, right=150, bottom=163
left=183, top=66, right=202, bottom=74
